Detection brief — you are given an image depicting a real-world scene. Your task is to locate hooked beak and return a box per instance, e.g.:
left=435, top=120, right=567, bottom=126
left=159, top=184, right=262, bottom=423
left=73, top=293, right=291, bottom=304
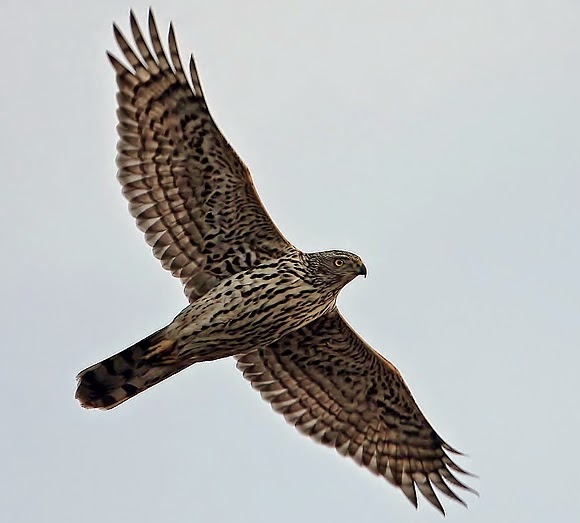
left=358, top=263, right=368, bottom=278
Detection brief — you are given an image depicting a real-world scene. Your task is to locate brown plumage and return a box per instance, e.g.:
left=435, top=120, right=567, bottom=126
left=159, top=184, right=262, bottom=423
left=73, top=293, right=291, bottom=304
left=77, top=251, right=366, bottom=409
left=76, top=10, right=476, bottom=514
left=236, top=312, right=477, bottom=511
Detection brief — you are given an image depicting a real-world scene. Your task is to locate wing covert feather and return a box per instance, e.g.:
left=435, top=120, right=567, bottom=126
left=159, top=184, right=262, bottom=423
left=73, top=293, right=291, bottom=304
left=111, top=10, right=293, bottom=301
left=236, top=311, right=476, bottom=513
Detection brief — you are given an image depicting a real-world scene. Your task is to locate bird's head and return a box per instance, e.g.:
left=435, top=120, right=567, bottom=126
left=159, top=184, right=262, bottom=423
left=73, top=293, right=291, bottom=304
left=304, top=250, right=367, bottom=290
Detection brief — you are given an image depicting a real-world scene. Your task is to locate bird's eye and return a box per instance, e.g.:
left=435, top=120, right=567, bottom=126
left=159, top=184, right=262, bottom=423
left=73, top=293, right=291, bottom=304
left=334, top=259, right=345, bottom=267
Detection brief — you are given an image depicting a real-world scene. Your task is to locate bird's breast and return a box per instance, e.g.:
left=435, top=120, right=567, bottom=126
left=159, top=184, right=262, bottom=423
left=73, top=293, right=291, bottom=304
left=173, top=261, right=336, bottom=349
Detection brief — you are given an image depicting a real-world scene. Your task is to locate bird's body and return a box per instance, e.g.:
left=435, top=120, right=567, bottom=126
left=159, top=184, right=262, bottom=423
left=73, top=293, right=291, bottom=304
left=167, top=251, right=366, bottom=352
left=75, top=10, right=475, bottom=514
left=77, top=250, right=366, bottom=409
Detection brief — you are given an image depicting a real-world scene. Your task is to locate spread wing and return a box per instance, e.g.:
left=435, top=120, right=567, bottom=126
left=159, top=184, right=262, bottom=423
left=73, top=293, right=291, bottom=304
left=110, top=10, right=293, bottom=300
left=235, top=311, right=477, bottom=514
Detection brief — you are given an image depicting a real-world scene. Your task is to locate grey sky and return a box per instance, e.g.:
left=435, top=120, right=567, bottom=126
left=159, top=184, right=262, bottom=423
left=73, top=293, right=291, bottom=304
left=1, top=1, right=579, bottom=521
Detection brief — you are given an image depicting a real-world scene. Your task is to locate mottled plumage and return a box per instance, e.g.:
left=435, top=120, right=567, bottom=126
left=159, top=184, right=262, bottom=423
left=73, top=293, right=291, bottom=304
left=77, top=250, right=365, bottom=409
left=236, top=312, right=476, bottom=512
left=75, top=10, right=476, bottom=514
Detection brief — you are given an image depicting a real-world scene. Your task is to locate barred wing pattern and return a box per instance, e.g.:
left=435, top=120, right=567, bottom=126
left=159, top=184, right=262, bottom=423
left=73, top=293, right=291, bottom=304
left=111, top=11, right=293, bottom=300
left=236, top=312, right=475, bottom=513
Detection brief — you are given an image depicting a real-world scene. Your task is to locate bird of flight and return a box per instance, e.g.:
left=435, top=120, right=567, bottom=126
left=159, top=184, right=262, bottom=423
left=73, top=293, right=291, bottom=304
left=75, top=10, right=476, bottom=514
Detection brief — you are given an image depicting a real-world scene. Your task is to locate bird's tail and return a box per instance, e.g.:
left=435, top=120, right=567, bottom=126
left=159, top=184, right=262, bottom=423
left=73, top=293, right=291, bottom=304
left=75, top=328, right=188, bottom=410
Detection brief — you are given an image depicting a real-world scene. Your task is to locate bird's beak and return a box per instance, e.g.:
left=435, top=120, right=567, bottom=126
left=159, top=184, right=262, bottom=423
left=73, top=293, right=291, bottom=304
left=358, top=263, right=368, bottom=278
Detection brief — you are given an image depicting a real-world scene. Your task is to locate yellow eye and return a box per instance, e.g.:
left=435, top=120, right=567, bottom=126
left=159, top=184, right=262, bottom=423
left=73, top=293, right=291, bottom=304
left=334, top=259, right=345, bottom=267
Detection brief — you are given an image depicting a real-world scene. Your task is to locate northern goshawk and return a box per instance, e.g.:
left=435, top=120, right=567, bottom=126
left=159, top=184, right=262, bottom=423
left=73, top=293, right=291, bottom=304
left=75, top=10, right=476, bottom=514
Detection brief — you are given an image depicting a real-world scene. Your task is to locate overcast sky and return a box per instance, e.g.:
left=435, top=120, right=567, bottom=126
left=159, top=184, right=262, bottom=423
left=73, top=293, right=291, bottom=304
left=1, top=1, right=579, bottom=521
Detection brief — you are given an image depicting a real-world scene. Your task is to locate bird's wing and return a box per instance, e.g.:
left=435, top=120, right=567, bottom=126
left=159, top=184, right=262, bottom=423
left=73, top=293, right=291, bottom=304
left=110, top=11, right=294, bottom=300
left=235, top=311, right=476, bottom=514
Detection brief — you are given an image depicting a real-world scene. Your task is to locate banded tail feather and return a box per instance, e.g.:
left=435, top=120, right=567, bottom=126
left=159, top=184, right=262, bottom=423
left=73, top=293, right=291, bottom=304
left=75, top=328, right=184, bottom=410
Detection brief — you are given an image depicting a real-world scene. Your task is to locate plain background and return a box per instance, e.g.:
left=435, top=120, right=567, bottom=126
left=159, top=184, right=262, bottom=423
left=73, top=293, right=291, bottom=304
left=1, top=1, right=579, bottom=521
